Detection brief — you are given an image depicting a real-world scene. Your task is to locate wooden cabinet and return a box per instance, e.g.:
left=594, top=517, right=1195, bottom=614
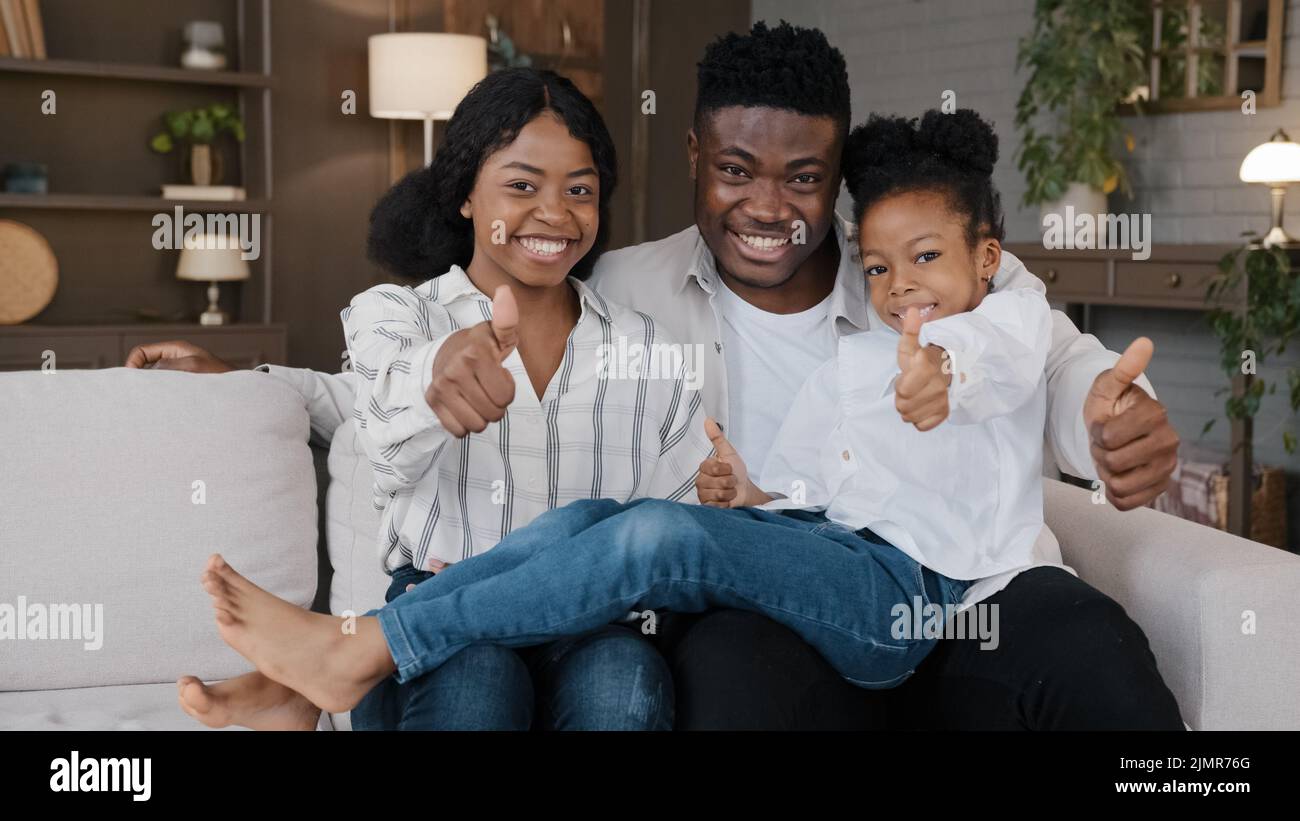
left=0, top=324, right=287, bottom=371
left=1007, top=244, right=1240, bottom=309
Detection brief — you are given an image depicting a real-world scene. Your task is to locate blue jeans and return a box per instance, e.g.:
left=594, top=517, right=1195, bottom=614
left=373, top=499, right=974, bottom=690
left=352, top=565, right=673, bottom=730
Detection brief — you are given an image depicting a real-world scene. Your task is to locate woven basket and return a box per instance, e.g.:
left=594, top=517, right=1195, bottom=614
left=1213, top=466, right=1287, bottom=549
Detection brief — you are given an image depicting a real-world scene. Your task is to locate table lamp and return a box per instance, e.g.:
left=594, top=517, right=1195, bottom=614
left=1239, top=128, right=1300, bottom=247
left=369, top=33, right=488, bottom=167
left=176, top=233, right=250, bottom=325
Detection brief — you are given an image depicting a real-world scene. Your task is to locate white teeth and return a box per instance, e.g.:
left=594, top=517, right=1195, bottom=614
left=894, top=304, right=938, bottom=318
left=737, top=232, right=790, bottom=250
left=518, top=237, right=569, bottom=256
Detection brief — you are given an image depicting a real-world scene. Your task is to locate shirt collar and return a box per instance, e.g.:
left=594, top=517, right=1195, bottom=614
left=436, top=265, right=612, bottom=322
left=678, top=214, right=873, bottom=334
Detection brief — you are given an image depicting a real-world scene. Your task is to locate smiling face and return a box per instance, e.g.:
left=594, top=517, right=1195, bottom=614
left=689, top=106, right=841, bottom=290
left=460, top=112, right=600, bottom=292
left=858, top=189, right=1001, bottom=333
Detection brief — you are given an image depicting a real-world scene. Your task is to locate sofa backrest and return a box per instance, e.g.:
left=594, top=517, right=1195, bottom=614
left=0, top=368, right=319, bottom=691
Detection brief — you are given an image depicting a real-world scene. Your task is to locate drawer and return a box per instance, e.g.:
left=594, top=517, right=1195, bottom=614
left=1018, top=258, right=1109, bottom=300
left=1114, top=262, right=1218, bottom=306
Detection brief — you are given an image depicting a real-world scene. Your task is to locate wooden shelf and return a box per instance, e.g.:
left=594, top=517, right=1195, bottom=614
left=0, top=56, right=273, bottom=87
left=0, top=193, right=270, bottom=213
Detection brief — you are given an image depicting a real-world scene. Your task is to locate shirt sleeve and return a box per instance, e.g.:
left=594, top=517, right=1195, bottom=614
left=636, top=362, right=713, bottom=505
left=255, top=365, right=358, bottom=446
left=758, top=358, right=837, bottom=509
left=1043, top=310, right=1157, bottom=479
left=341, top=285, right=457, bottom=495
left=917, top=289, right=1053, bottom=425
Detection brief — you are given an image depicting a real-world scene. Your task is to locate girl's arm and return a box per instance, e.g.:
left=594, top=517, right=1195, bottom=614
left=341, top=285, right=458, bottom=495
left=916, top=288, right=1052, bottom=425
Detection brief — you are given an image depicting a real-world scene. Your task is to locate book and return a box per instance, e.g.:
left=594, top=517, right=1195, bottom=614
left=161, top=184, right=248, bottom=201
left=0, top=5, right=10, bottom=57
left=22, top=0, right=44, bottom=59
left=0, top=1, right=24, bottom=58
left=9, top=0, right=30, bottom=58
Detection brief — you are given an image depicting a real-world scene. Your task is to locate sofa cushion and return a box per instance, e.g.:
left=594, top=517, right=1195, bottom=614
left=0, top=368, right=318, bottom=692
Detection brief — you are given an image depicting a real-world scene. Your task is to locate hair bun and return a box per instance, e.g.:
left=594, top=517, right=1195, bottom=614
left=916, top=109, right=998, bottom=176
left=842, top=114, right=918, bottom=190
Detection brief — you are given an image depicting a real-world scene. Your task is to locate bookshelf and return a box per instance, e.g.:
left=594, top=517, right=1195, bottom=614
left=0, top=0, right=280, bottom=366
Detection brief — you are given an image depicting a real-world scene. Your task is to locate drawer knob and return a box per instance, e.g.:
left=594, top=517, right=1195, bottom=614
left=1166, top=272, right=1182, bottom=288
left=1045, top=268, right=1058, bottom=283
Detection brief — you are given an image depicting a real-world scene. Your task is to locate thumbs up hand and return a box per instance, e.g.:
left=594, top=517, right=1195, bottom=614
left=1083, top=337, right=1179, bottom=510
left=697, top=417, right=770, bottom=507
left=894, top=306, right=952, bottom=432
left=426, top=285, right=519, bottom=438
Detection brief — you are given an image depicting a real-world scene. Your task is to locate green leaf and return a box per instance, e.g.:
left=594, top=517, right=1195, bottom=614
left=149, top=132, right=173, bottom=153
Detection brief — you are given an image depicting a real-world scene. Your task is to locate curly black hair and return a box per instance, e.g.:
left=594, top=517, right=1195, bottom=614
left=842, top=109, right=1005, bottom=246
left=695, top=20, right=851, bottom=137
left=367, top=68, right=617, bottom=282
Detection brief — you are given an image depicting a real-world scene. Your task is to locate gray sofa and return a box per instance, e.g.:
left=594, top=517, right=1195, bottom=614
left=1, top=368, right=1297, bottom=730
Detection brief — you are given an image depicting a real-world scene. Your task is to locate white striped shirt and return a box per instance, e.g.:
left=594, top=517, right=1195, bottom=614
left=342, top=265, right=711, bottom=573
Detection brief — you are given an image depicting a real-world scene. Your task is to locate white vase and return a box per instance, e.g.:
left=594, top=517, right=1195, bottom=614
left=1039, top=183, right=1108, bottom=239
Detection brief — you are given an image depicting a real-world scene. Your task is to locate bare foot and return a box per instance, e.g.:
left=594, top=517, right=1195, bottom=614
left=177, top=671, right=321, bottom=731
left=200, top=554, right=396, bottom=713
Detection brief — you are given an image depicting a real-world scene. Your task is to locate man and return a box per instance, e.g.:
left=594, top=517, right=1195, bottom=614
left=132, top=21, right=1184, bottom=730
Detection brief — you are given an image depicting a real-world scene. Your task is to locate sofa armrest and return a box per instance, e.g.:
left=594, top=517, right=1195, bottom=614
left=1043, top=478, right=1300, bottom=730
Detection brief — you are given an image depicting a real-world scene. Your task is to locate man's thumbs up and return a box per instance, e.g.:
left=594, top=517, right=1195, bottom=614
left=696, top=416, right=756, bottom=507
left=1082, top=336, right=1180, bottom=511
left=1085, top=336, right=1153, bottom=422
left=489, top=284, right=519, bottom=358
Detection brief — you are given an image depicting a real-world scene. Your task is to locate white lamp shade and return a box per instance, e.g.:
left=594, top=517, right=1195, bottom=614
left=369, top=33, right=488, bottom=120
left=176, top=234, right=250, bottom=282
left=1240, top=132, right=1300, bottom=184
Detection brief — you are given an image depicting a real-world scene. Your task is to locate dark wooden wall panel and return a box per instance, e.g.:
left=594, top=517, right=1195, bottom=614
left=269, top=0, right=393, bottom=372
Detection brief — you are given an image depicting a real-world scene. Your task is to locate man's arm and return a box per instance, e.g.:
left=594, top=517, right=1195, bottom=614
left=125, top=340, right=360, bottom=447
left=1000, top=250, right=1178, bottom=509
left=253, top=366, right=358, bottom=447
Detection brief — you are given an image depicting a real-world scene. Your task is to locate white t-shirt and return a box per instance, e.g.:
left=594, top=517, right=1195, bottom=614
left=714, top=275, right=836, bottom=486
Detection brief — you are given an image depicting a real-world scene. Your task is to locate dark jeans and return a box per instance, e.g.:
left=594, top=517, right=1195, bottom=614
left=665, top=566, right=1186, bottom=730
left=351, top=565, right=673, bottom=731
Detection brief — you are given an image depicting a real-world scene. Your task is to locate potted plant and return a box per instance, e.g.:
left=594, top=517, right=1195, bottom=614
left=1205, top=241, right=1300, bottom=452
left=1014, top=0, right=1149, bottom=229
left=149, top=103, right=245, bottom=187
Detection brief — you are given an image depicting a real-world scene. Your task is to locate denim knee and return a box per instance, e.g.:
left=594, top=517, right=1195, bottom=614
left=533, top=626, right=674, bottom=731
left=368, top=643, right=533, bottom=731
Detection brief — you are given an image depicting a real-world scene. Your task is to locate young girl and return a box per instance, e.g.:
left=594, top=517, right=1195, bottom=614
left=194, top=109, right=1130, bottom=708
left=177, top=68, right=711, bottom=730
